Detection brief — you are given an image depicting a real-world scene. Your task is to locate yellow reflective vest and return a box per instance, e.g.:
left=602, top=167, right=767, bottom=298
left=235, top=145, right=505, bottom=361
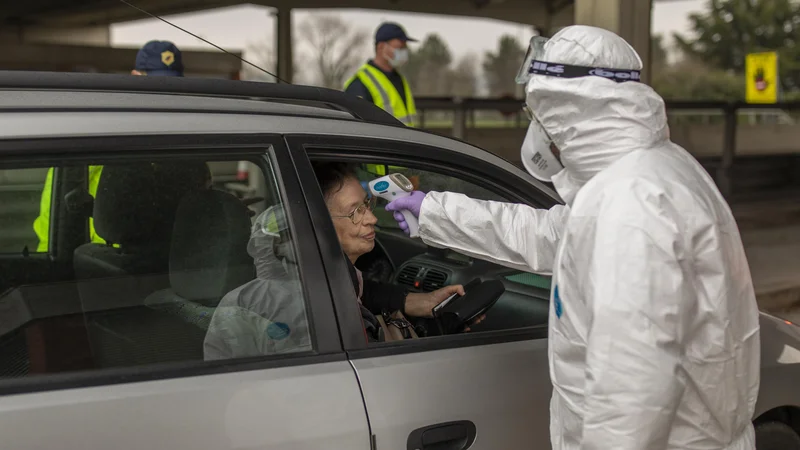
left=344, top=64, right=417, bottom=127
left=33, top=166, right=106, bottom=252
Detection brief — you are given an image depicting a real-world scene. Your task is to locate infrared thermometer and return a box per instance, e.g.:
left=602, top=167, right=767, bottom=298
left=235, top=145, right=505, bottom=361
left=368, top=173, right=419, bottom=237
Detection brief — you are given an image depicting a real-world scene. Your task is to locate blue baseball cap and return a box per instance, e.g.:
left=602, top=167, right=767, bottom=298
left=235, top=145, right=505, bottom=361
left=375, top=22, right=417, bottom=45
left=134, top=40, right=184, bottom=77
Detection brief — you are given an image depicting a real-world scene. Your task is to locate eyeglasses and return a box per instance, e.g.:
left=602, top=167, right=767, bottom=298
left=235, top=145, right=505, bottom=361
left=331, top=196, right=377, bottom=225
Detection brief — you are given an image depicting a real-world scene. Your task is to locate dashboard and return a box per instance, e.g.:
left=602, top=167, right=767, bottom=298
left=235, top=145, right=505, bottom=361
left=390, top=245, right=551, bottom=333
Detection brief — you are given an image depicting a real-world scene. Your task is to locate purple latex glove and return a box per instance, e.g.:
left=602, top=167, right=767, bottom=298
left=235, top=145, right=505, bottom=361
left=385, top=190, right=426, bottom=235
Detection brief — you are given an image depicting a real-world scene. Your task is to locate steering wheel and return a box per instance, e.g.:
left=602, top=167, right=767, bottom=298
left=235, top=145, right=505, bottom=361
left=435, top=279, right=506, bottom=335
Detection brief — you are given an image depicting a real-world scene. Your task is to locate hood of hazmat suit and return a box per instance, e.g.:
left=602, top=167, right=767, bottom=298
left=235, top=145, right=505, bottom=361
left=416, top=25, right=760, bottom=450
left=204, top=206, right=311, bottom=360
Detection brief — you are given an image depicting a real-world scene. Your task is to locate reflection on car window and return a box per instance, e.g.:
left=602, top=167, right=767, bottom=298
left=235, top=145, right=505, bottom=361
left=0, top=167, right=51, bottom=253
left=0, top=157, right=312, bottom=380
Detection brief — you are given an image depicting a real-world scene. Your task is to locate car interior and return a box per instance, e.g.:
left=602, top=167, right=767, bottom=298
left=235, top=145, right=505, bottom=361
left=349, top=164, right=552, bottom=337
left=0, top=156, right=552, bottom=379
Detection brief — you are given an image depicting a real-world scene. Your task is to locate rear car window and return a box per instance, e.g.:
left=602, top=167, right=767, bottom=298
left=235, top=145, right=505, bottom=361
left=0, top=157, right=313, bottom=379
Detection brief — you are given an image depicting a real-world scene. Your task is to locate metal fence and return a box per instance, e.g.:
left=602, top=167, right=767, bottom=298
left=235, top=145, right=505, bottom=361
left=415, top=98, right=800, bottom=198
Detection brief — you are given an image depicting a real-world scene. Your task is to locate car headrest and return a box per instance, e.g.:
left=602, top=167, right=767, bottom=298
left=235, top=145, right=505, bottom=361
left=169, top=189, right=255, bottom=304
left=93, top=164, right=158, bottom=247
left=152, top=161, right=211, bottom=232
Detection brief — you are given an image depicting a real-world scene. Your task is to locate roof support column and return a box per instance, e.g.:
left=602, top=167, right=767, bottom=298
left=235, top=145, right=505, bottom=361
left=574, top=0, right=652, bottom=84
left=275, top=7, right=293, bottom=83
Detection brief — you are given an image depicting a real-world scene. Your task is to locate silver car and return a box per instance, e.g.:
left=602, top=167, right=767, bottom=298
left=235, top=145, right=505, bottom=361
left=0, top=71, right=797, bottom=450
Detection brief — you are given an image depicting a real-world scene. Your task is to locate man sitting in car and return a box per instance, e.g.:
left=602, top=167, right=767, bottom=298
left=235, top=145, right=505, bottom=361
left=313, top=162, right=467, bottom=338
left=204, top=163, right=470, bottom=359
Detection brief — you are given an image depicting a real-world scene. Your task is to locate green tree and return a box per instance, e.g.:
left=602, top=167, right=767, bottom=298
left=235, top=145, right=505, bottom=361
left=450, top=53, right=479, bottom=97
left=404, top=34, right=454, bottom=96
left=652, top=59, right=744, bottom=101
left=674, top=0, right=800, bottom=92
left=651, top=34, right=670, bottom=69
left=483, top=35, right=526, bottom=97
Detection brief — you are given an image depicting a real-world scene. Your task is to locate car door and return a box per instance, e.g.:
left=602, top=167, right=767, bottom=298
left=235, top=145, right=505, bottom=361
left=0, top=133, right=369, bottom=450
left=286, top=134, right=558, bottom=450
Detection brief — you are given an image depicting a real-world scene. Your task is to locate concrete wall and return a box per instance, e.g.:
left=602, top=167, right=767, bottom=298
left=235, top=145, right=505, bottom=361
left=0, top=25, right=110, bottom=46
left=0, top=43, right=242, bottom=77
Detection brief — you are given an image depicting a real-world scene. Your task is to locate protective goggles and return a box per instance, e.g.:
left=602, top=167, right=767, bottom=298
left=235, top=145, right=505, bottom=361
left=515, top=36, right=642, bottom=85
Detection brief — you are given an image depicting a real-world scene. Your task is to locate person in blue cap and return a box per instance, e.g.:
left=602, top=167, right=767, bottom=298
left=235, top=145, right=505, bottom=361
left=344, top=22, right=418, bottom=128
left=131, top=40, right=184, bottom=77
left=33, top=40, right=185, bottom=252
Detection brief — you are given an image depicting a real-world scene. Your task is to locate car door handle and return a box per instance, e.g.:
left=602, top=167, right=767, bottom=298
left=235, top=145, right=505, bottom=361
left=407, top=420, right=477, bottom=450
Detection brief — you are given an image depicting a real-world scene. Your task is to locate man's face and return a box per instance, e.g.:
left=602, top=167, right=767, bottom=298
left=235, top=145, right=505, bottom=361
left=379, top=39, right=407, bottom=59
left=327, top=177, right=378, bottom=262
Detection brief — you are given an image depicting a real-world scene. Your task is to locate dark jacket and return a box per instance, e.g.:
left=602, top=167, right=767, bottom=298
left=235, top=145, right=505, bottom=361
left=346, top=259, right=408, bottom=342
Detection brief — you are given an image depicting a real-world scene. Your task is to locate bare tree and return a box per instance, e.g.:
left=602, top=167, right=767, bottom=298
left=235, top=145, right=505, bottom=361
left=241, top=36, right=304, bottom=84
left=296, top=14, right=368, bottom=89
left=242, top=38, right=277, bottom=82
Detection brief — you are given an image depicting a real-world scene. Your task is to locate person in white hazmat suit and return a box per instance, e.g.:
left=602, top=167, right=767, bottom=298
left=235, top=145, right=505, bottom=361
left=204, top=206, right=311, bottom=360
left=385, top=25, right=761, bottom=449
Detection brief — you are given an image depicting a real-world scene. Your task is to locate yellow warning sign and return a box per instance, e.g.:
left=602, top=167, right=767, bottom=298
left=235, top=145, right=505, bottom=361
left=745, top=52, right=779, bottom=104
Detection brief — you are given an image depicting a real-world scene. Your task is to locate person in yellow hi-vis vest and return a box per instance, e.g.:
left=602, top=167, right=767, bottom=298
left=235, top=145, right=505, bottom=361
left=33, top=40, right=185, bottom=252
left=344, top=22, right=418, bottom=128
left=344, top=23, right=418, bottom=178
left=33, top=166, right=105, bottom=252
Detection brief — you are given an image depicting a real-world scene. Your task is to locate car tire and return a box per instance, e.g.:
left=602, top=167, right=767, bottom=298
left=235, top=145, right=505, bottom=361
left=756, top=421, right=800, bottom=450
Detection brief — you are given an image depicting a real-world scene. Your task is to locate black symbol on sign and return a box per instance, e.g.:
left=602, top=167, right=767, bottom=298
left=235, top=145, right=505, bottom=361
left=755, top=67, right=768, bottom=91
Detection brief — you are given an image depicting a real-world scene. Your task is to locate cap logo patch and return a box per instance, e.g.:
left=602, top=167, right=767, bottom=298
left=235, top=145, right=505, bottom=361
left=161, top=50, right=175, bottom=66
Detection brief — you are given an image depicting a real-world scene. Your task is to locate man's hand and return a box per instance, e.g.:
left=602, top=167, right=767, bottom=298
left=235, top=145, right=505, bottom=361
left=404, top=284, right=464, bottom=318
left=464, top=314, right=486, bottom=332
left=385, top=191, right=426, bottom=235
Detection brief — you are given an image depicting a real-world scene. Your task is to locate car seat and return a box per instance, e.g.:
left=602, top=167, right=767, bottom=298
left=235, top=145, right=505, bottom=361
left=145, top=189, right=255, bottom=330
left=73, top=162, right=221, bottom=368
left=73, top=163, right=164, bottom=279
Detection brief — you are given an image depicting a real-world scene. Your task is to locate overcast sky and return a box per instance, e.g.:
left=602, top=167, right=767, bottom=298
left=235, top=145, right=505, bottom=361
left=111, top=0, right=706, bottom=64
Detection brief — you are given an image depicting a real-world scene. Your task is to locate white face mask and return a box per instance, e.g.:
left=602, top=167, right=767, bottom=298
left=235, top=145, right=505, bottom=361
left=388, top=47, right=409, bottom=68
left=520, top=116, right=563, bottom=182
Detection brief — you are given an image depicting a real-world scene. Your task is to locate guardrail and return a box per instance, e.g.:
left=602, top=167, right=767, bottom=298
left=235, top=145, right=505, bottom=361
left=415, top=98, right=800, bottom=198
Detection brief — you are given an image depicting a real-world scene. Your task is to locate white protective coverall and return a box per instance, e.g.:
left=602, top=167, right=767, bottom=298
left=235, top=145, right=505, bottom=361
left=416, top=26, right=760, bottom=449
left=204, top=207, right=311, bottom=360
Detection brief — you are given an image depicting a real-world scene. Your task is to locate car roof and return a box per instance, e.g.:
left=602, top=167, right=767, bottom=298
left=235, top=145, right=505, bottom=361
left=0, top=90, right=356, bottom=120
left=0, top=71, right=559, bottom=202
left=0, top=71, right=399, bottom=125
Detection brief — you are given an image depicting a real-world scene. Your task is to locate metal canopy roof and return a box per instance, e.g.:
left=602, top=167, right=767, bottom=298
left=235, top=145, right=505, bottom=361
left=4, top=0, right=563, bottom=29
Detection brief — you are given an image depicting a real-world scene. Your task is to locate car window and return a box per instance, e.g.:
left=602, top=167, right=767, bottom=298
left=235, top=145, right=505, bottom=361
left=354, top=164, right=508, bottom=232
left=319, top=160, right=551, bottom=343
left=0, top=157, right=313, bottom=379
left=0, top=167, right=50, bottom=253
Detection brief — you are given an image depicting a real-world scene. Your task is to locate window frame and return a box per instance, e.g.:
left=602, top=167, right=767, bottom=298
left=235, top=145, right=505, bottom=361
left=284, top=134, right=558, bottom=356
left=0, top=133, right=343, bottom=396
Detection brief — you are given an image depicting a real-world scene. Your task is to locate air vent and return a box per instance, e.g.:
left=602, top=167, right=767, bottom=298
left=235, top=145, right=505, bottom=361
left=422, top=269, right=448, bottom=292
left=397, top=264, right=422, bottom=288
